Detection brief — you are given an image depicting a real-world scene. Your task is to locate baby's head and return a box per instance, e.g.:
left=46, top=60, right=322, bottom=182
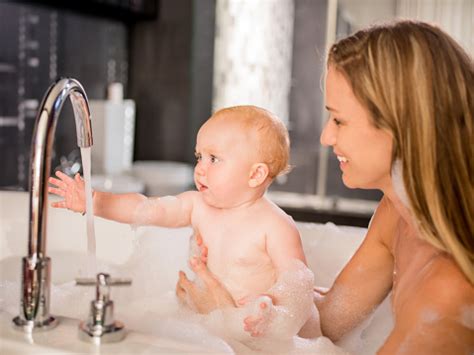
left=194, top=105, right=290, bottom=207
left=212, top=105, right=290, bottom=178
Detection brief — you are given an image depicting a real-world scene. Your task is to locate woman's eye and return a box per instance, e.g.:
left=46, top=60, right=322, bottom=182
left=333, top=117, right=342, bottom=126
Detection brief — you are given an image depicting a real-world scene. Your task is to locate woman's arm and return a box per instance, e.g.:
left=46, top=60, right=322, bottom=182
left=316, top=196, right=398, bottom=341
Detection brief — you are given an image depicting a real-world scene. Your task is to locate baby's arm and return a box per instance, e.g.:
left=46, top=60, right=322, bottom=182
left=48, top=171, right=196, bottom=227
left=244, top=215, right=320, bottom=338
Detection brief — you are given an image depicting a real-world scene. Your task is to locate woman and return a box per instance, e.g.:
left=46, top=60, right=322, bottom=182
left=177, top=20, right=473, bottom=353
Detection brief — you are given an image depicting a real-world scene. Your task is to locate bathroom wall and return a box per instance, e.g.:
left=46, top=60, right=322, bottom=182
left=0, top=1, right=128, bottom=190
left=0, top=0, right=381, bottom=225
left=128, top=0, right=216, bottom=163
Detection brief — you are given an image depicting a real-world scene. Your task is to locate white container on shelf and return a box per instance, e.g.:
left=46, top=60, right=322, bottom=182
left=89, top=83, right=136, bottom=176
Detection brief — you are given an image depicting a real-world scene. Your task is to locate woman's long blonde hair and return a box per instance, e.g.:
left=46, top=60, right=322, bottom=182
left=328, top=20, right=473, bottom=283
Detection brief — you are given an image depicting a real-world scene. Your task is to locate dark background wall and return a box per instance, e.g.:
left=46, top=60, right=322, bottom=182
left=129, top=0, right=215, bottom=163
left=0, top=0, right=211, bottom=190
left=0, top=0, right=380, bottom=213
left=0, top=1, right=129, bottom=190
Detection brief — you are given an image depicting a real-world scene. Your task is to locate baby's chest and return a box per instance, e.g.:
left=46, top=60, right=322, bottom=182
left=198, top=223, right=268, bottom=266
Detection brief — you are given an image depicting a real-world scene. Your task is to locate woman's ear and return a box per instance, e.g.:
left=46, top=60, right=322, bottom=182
left=248, top=163, right=270, bottom=188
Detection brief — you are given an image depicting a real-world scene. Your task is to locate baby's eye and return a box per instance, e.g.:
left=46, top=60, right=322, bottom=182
left=210, top=155, right=219, bottom=163
left=195, top=153, right=202, bottom=162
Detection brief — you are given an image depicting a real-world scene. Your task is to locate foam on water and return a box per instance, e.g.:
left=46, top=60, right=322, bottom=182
left=0, top=223, right=394, bottom=354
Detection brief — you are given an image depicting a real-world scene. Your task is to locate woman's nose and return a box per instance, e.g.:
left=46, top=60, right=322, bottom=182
left=320, top=120, right=336, bottom=147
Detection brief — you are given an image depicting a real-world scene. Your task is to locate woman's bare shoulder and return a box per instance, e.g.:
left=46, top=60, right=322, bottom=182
left=383, top=256, right=474, bottom=354
left=418, top=255, right=474, bottom=314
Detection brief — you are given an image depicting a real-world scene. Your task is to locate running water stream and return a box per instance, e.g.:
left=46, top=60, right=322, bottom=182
left=80, top=147, right=97, bottom=276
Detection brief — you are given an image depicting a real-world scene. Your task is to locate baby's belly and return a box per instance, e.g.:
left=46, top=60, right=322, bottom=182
left=211, top=262, right=277, bottom=301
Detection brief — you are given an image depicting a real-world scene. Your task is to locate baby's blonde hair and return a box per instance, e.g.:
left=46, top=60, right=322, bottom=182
left=212, top=105, right=290, bottom=178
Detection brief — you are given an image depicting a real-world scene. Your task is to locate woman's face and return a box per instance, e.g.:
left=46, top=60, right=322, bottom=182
left=320, top=65, right=393, bottom=191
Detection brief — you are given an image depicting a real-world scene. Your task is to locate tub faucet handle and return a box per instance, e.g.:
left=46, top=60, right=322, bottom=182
left=77, top=272, right=131, bottom=344
left=75, top=274, right=132, bottom=287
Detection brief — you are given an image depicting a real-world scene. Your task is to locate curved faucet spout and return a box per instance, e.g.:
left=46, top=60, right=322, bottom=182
left=13, top=78, right=93, bottom=331
left=29, top=78, right=92, bottom=259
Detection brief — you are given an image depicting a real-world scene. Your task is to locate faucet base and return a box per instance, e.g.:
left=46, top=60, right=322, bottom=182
left=12, top=315, right=58, bottom=333
left=78, top=320, right=125, bottom=344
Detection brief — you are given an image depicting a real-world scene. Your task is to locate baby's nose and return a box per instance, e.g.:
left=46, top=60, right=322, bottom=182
left=195, top=162, right=205, bottom=176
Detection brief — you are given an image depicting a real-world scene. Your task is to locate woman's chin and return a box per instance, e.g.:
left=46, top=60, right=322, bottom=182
left=341, top=175, right=358, bottom=189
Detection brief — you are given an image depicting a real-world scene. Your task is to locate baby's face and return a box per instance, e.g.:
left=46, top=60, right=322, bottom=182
left=194, top=117, right=260, bottom=208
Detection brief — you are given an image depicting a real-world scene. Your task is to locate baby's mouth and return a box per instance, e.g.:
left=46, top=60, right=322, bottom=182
left=198, top=184, right=208, bottom=192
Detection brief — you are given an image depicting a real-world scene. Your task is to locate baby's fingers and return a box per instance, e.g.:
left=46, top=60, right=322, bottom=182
left=48, top=176, right=67, bottom=189
left=74, top=173, right=84, bottom=186
left=48, top=186, right=66, bottom=197
left=51, top=200, right=67, bottom=209
left=54, top=170, right=74, bottom=183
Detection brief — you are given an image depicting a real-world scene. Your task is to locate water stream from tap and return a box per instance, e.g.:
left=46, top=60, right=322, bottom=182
left=80, top=147, right=97, bottom=276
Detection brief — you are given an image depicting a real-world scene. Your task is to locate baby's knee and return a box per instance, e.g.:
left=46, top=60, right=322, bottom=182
left=298, top=304, right=322, bottom=338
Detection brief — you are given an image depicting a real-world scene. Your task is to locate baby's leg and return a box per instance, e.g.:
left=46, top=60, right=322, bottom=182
left=298, top=303, right=322, bottom=338
left=243, top=295, right=275, bottom=337
left=243, top=260, right=321, bottom=339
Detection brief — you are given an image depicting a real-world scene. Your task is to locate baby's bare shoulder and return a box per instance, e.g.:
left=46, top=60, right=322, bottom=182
left=257, top=199, right=300, bottom=241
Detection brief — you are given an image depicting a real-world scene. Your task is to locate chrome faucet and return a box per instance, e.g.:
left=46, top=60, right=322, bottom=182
left=13, top=78, right=93, bottom=332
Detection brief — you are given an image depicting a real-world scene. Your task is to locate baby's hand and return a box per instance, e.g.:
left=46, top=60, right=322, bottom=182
left=48, top=171, right=86, bottom=214
left=242, top=295, right=275, bottom=337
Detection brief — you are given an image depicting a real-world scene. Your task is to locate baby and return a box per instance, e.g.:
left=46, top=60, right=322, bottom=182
left=49, top=105, right=320, bottom=338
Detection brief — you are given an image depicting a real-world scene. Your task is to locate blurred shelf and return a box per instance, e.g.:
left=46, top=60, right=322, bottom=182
left=11, top=0, right=158, bottom=22
left=268, top=191, right=377, bottom=228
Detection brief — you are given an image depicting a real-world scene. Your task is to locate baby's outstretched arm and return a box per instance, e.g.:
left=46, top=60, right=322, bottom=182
left=49, top=170, right=147, bottom=223
left=48, top=171, right=196, bottom=227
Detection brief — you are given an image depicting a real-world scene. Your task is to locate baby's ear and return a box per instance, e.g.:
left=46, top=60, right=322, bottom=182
left=248, top=163, right=270, bottom=188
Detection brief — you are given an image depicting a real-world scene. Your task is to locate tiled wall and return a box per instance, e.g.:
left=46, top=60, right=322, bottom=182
left=0, top=2, right=127, bottom=190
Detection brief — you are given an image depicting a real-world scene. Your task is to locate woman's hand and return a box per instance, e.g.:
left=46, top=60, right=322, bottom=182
left=176, top=257, right=236, bottom=314
left=48, top=171, right=87, bottom=213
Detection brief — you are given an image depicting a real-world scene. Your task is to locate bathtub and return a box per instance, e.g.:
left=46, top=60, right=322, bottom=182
left=0, top=191, right=393, bottom=354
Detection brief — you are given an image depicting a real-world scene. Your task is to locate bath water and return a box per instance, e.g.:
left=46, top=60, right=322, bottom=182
left=0, top=222, right=394, bottom=354
left=80, top=147, right=97, bottom=276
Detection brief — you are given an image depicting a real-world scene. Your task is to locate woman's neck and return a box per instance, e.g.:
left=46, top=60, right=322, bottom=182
left=384, top=183, right=419, bottom=234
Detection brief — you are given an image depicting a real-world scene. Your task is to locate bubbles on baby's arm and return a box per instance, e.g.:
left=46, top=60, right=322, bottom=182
left=131, top=197, right=158, bottom=229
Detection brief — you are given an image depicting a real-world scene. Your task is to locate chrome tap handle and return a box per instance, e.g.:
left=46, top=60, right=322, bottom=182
left=75, top=275, right=132, bottom=287
left=77, top=272, right=131, bottom=343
